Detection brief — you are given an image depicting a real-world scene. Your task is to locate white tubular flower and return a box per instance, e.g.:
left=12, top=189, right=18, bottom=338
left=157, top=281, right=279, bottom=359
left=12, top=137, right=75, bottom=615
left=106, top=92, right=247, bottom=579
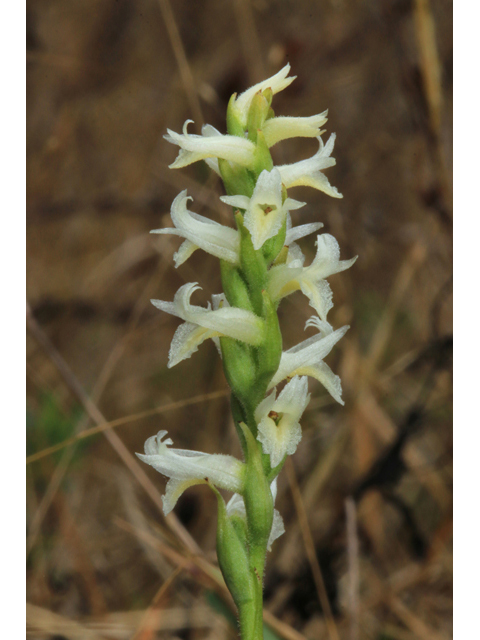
left=151, top=190, right=240, bottom=267
left=268, top=234, right=357, bottom=320
left=230, top=64, right=296, bottom=126
left=277, top=134, right=342, bottom=198
left=263, top=112, right=328, bottom=148
left=164, top=120, right=256, bottom=169
left=227, top=480, right=285, bottom=551
left=269, top=318, right=349, bottom=405
left=151, top=283, right=264, bottom=367
left=255, top=376, right=310, bottom=467
left=137, top=430, right=245, bottom=515
left=221, top=168, right=305, bottom=250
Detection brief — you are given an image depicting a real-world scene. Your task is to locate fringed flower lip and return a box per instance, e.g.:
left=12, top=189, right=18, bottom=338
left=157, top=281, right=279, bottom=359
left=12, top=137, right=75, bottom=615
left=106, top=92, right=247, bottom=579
left=151, top=283, right=265, bottom=367
left=136, top=431, right=245, bottom=515
left=221, top=168, right=305, bottom=250
left=255, top=376, right=310, bottom=468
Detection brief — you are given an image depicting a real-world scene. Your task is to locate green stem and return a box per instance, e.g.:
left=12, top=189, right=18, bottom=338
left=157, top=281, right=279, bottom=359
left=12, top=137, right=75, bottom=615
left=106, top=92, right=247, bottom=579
left=238, top=571, right=264, bottom=640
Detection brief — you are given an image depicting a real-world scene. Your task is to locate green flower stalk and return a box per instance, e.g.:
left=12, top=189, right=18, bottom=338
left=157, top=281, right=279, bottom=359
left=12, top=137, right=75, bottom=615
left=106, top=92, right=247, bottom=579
left=136, top=64, right=356, bottom=639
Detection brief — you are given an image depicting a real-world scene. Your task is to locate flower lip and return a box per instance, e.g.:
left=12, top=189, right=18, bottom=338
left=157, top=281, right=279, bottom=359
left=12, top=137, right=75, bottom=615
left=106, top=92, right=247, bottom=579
left=221, top=168, right=305, bottom=250
left=256, top=376, right=310, bottom=467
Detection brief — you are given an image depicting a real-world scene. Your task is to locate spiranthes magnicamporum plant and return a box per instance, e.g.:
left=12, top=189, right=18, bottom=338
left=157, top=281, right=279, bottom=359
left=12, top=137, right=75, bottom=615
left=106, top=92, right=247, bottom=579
left=136, top=65, right=356, bottom=640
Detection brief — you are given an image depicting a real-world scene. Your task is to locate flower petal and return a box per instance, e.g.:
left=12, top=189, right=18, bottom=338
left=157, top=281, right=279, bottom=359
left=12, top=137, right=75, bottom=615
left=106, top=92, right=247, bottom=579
left=152, top=283, right=265, bottom=346
left=152, top=191, right=240, bottom=265
left=277, top=134, right=342, bottom=198
left=165, top=120, right=256, bottom=168
left=285, top=222, right=324, bottom=245
left=269, top=324, right=349, bottom=391
left=263, top=112, right=328, bottom=147
left=232, top=64, right=296, bottom=125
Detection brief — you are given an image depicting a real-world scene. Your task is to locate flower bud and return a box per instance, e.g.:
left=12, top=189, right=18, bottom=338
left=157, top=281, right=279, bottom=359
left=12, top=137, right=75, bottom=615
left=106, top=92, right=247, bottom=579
left=246, top=91, right=271, bottom=142
left=213, top=487, right=255, bottom=610
left=239, top=422, right=274, bottom=556
left=220, top=338, right=257, bottom=408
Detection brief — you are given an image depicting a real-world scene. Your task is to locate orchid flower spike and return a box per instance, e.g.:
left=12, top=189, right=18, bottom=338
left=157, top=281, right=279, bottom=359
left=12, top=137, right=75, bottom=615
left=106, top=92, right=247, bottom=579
left=151, top=283, right=264, bottom=367
left=268, top=233, right=357, bottom=321
left=151, top=190, right=240, bottom=267
left=227, top=479, right=285, bottom=551
left=221, top=168, right=305, bottom=250
left=165, top=120, right=256, bottom=169
left=136, top=431, right=245, bottom=515
left=269, top=317, right=349, bottom=405
left=277, top=134, right=342, bottom=198
left=256, top=376, right=311, bottom=468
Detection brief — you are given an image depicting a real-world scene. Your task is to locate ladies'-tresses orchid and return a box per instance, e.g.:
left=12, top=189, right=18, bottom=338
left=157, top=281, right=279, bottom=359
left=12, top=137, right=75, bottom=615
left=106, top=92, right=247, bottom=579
left=138, top=66, right=355, bottom=637
left=268, top=233, right=357, bottom=321
left=221, top=168, right=305, bottom=250
left=164, top=120, right=256, bottom=169
left=277, top=134, right=342, bottom=198
left=262, top=112, right=328, bottom=148
left=151, top=283, right=264, bottom=367
left=269, top=317, right=349, bottom=405
left=256, top=376, right=310, bottom=468
left=136, top=431, right=245, bottom=515
left=151, top=190, right=240, bottom=267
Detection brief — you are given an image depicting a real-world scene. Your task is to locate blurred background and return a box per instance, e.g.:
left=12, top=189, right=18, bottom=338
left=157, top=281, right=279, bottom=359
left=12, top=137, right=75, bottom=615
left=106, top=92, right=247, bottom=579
left=26, top=0, right=452, bottom=638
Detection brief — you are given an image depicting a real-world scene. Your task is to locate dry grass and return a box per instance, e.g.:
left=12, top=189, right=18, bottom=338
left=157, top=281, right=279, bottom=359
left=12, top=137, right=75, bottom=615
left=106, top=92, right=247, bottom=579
left=27, top=0, right=452, bottom=638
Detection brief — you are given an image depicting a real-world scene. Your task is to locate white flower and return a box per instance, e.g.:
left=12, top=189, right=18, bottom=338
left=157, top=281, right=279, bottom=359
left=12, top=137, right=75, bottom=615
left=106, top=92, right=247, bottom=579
left=230, top=64, right=296, bottom=127
left=151, top=283, right=264, bottom=367
left=256, top=376, right=310, bottom=467
left=277, top=134, right=342, bottom=198
left=151, top=190, right=240, bottom=267
left=269, top=317, right=349, bottom=405
left=268, top=234, right=357, bottom=320
left=164, top=120, right=256, bottom=169
left=263, top=112, right=328, bottom=148
left=227, top=479, right=285, bottom=551
left=220, top=168, right=305, bottom=250
left=137, top=431, right=245, bottom=515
